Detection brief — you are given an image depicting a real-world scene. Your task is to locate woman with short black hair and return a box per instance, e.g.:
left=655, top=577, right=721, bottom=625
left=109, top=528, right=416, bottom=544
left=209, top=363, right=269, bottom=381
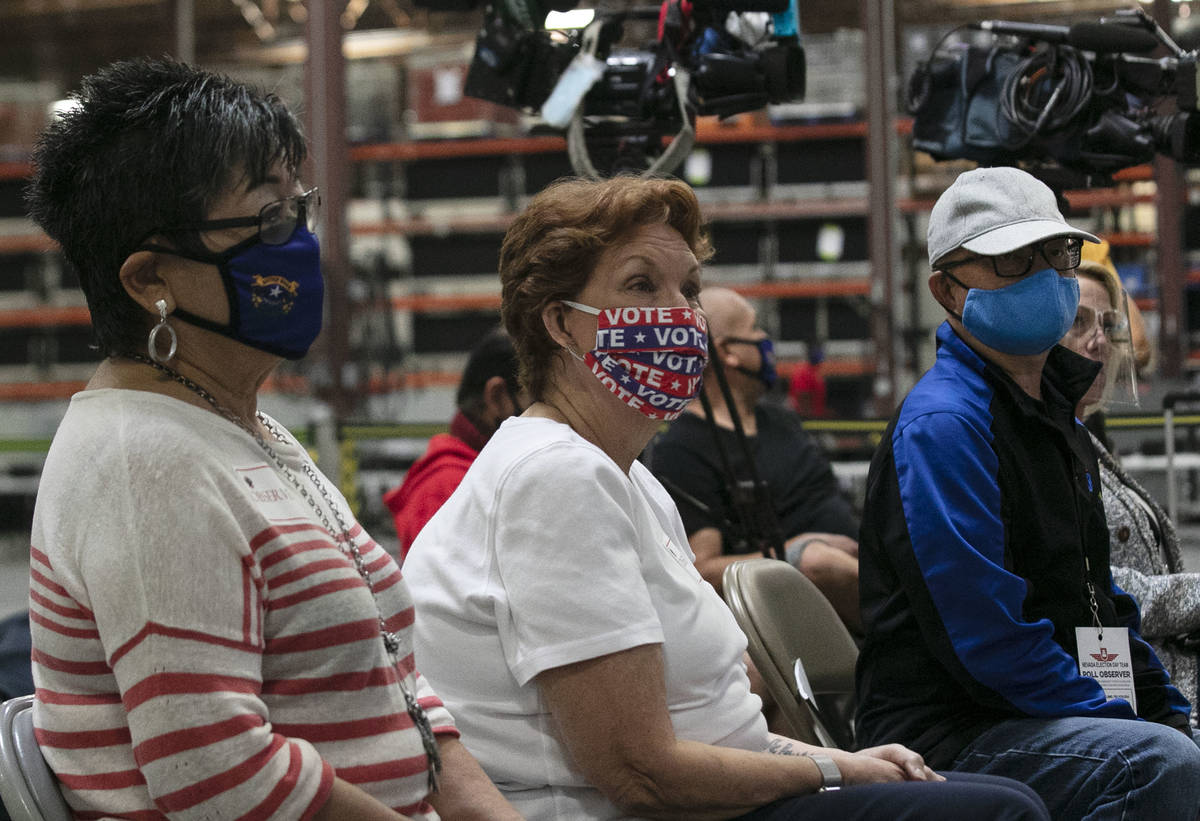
left=27, top=57, right=518, bottom=821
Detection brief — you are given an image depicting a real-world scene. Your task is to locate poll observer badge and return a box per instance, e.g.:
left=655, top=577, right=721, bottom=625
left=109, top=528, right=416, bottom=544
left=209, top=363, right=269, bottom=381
left=1076, top=626, right=1137, bottom=713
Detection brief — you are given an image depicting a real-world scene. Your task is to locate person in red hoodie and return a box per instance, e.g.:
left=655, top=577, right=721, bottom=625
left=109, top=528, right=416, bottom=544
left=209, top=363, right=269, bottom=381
left=385, top=328, right=525, bottom=557
left=788, top=340, right=828, bottom=418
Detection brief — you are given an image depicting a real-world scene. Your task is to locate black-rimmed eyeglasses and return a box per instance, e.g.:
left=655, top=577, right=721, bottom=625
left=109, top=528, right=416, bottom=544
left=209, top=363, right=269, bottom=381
left=937, top=237, right=1083, bottom=279
left=169, top=187, right=321, bottom=246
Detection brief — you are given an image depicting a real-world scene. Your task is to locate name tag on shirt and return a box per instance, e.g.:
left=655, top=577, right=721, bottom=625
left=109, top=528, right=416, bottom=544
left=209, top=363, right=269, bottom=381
left=661, top=533, right=692, bottom=569
left=236, top=463, right=304, bottom=523
left=1076, top=626, right=1137, bottom=713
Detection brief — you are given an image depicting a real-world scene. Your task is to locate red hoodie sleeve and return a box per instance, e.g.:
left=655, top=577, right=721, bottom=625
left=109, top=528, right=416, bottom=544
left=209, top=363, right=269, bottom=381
left=384, top=433, right=479, bottom=557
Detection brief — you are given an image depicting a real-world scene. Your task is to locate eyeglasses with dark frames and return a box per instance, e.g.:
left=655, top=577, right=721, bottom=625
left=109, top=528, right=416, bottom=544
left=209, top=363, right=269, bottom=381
left=171, top=187, right=321, bottom=246
left=937, top=237, right=1083, bottom=279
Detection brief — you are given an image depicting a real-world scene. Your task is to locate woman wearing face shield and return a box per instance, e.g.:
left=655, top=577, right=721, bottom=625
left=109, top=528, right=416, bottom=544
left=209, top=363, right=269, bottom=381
left=403, top=175, right=1049, bottom=821
left=25, top=58, right=519, bottom=821
left=1058, top=241, right=1200, bottom=724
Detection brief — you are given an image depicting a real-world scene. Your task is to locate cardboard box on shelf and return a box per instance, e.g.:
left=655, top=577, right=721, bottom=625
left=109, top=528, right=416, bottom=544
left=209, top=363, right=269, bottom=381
left=405, top=47, right=521, bottom=140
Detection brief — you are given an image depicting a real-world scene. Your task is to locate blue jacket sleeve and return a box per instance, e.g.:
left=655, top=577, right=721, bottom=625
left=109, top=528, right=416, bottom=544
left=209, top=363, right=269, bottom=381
left=893, top=410, right=1137, bottom=720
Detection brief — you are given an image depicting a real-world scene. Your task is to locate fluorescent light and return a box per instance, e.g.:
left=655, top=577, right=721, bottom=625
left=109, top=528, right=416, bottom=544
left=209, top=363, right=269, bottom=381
left=48, top=99, right=79, bottom=120
left=545, top=8, right=595, bottom=29
left=234, top=27, right=451, bottom=64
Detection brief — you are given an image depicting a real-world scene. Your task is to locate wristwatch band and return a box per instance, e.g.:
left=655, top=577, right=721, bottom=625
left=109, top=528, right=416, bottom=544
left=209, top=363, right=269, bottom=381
left=809, top=752, right=843, bottom=792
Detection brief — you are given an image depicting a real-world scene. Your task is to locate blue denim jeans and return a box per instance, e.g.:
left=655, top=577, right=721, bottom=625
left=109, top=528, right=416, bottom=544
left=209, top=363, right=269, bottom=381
left=731, top=771, right=1048, bottom=820
left=950, top=716, right=1200, bottom=821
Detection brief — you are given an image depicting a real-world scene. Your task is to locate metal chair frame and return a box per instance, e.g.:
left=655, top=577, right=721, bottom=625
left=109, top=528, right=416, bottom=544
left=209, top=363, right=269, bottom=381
left=723, top=558, right=858, bottom=749
left=0, top=695, right=72, bottom=821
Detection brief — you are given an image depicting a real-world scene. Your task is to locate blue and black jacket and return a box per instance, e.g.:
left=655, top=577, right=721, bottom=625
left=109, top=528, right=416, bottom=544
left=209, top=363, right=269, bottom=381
left=855, top=322, right=1191, bottom=768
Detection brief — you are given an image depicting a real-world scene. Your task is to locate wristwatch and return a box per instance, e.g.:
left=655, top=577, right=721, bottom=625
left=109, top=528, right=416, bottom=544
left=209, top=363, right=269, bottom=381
left=809, top=753, right=843, bottom=792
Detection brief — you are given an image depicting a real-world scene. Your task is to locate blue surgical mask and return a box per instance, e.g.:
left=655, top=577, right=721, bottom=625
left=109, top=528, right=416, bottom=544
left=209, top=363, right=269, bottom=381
left=147, top=223, right=324, bottom=360
left=951, top=268, right=1080, bottom=356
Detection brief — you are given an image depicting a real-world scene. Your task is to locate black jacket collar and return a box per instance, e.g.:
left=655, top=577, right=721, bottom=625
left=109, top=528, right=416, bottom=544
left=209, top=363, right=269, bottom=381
left=936, top=321, right=1101, bottom=420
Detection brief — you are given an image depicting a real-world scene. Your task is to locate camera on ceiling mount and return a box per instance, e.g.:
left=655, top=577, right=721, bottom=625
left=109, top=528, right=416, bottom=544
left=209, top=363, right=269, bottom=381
left=451, top=1, right=807, bottom=178
left=908, top=7, right=1200, bottom=192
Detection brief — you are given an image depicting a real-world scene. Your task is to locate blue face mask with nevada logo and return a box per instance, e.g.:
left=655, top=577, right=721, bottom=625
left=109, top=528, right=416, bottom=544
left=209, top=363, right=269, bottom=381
left=156, top=223, right=324, bottom=360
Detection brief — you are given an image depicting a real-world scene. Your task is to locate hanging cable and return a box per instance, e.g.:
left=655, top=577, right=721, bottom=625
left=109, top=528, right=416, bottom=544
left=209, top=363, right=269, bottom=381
left=1001, top=43, right=1093, bottom=144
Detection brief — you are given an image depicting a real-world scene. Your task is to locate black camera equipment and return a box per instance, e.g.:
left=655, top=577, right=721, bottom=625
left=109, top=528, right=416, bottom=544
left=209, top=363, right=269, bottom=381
left=411, top=0, right=578, bottom=21
left=655, top=336, right=786, bottom=562
left=463, top=1, right=806, bottom=177
left=462, top=3, right=576, bottom=112
left=908, top=7, right=1200, bottom=188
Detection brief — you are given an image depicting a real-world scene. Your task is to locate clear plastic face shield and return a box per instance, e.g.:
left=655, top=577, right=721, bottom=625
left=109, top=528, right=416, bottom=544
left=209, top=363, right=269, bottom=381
left=1062, top=273, right=1140, bottom=415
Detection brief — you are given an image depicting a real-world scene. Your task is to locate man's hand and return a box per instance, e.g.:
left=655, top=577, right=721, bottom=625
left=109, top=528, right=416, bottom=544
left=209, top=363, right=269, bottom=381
left=843, top=744, right=944, bottom=783
left=785, top=532, right=858, bottom=559
left=764, top=734, right=944, bottom=788
left=782, top=532, right=862, bottom=633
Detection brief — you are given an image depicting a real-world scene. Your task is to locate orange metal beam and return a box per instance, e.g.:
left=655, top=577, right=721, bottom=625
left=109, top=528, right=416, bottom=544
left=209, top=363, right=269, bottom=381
left=0, top=381, right=86, bottom=401
left=0, top=306, right=90, bottom=328
left=0, top=234, right=57, bottom=253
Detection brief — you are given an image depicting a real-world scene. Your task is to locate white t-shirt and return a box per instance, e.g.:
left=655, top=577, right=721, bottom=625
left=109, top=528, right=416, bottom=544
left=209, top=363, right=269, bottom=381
left=406, top=416, right=766, bottom=821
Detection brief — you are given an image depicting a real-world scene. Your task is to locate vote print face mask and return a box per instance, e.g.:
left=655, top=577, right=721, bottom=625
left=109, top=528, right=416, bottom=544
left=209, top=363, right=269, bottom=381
left=563, top=300, right=708, bottom=420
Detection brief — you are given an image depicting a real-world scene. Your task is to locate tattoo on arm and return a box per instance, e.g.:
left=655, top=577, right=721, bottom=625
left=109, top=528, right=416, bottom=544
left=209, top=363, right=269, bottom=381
left=765, top=736, right=810, bottom=757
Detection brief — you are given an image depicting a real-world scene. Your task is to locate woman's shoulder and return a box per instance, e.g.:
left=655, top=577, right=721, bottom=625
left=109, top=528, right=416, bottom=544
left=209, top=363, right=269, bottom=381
left=476, top=417, right=632, bottom=499
left=629, top=459, right=678, bottom=513
left=65, top=386, right=215, bottom=420
left=45, top=389, right=255, bottom=481
left=487, top=417, right=618, bottom=469
left=34, top=390, right=268, bottom=567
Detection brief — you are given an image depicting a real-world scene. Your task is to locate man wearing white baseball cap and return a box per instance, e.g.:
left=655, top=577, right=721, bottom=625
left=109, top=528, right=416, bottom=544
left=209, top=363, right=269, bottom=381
left=855, top=166, right=1200, bottom=819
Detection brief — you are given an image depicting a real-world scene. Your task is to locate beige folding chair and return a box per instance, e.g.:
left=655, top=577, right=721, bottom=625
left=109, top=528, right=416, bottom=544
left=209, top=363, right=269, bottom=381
left=0, top=695, right=72, bottom=821
left=723, top=558, right=859, bottom=749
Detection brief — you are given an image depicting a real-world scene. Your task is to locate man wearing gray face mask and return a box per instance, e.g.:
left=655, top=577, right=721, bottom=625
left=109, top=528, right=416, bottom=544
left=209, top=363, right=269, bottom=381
left=855, top=166, right=1200, bottom=820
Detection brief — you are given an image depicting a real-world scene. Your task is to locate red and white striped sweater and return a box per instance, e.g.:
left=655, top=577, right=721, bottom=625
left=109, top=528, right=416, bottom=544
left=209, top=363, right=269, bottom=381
left=29, top=389, right=456, bottom=820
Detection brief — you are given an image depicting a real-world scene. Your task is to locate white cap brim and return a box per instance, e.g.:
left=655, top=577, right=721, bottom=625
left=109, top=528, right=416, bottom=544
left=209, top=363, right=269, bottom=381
left=961, top=218, right=1100, bottom=257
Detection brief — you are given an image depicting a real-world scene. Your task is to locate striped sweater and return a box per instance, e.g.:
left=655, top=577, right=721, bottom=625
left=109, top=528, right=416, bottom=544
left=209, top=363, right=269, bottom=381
left=29, top=389, right=455, bottom=820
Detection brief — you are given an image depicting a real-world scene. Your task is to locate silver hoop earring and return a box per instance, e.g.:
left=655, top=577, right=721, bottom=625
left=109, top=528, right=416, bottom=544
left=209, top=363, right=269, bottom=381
left=148, top=298, right=178, bottom=364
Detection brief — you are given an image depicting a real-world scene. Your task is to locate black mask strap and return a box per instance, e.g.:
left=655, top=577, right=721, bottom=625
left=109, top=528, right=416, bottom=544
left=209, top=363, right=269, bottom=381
left=140, top=231, right=261, bottom=266
left=936, top=270, right=967, bottom=323
left=939, top=268, right=970, bottom=292
left=137, top=239, right=282, bottom=356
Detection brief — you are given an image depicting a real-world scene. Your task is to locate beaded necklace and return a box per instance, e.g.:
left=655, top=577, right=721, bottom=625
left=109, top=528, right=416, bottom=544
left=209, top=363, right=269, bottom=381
left=127, top=354, right=441, bottom=791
